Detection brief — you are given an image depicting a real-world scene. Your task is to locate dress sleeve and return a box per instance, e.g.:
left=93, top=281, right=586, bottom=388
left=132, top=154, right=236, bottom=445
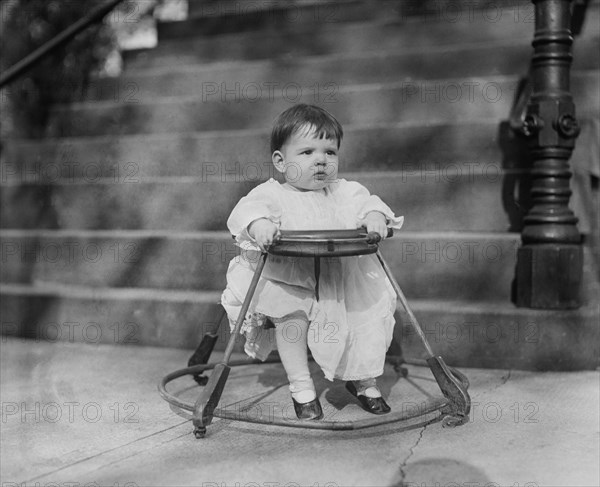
left=227, top=181, right=283, bottom=248
left=337, top=179, right=404, bottom=230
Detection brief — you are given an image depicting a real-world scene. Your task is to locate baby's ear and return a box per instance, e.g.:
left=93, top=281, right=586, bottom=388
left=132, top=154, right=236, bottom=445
left=272, top=151, right=285, bottom=173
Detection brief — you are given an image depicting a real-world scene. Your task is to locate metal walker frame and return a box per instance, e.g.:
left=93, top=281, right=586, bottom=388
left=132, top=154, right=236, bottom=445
left=158, top=229, right=471, bottom=438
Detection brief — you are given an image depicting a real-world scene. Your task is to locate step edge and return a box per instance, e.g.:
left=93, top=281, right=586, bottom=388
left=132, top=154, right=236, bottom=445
left=51, top=70, right=599, bottom=111
left=0, top=229, right=231, bottom=239
left=1, top=282, right=596, bottom=318
left=5, top=113, right=598, bottom=146
left=155, top=1, right=547, bottom=40
left=127, top=2, right=598, bottom=55
left=116, top=37, right=543, bottom=79
left=180, top=0, right=364, bottom=22
left=0, top=282, right=222, bottom=302
left=3, top=119, right=500, bottom=146
left=127, top=29, right=598, bottom=76
left=0, top=168, right=532, bottom=187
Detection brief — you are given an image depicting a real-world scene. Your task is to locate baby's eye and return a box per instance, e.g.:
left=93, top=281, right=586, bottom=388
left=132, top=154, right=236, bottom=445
left=326, top=150, right=337, bottom=156
left=301, top=150, right=313, bottom=155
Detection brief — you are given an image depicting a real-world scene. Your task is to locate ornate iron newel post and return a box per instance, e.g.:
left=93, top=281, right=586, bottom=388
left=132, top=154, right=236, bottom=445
left=514, top=0, right=583, bottom=309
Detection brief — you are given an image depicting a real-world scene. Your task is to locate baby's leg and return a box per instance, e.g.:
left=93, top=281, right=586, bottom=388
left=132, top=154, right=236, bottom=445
left=273, top=312, right=315, bottom=404
left=346, top=377, right=390, bottom=415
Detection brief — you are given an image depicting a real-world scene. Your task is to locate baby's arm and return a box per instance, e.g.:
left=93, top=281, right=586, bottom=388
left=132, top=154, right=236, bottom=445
left=248, top=218, right=279, bottom=251
left=336, top=180, right=404, bottom=238
left=227, top=182, right=282, bottom=251
left=362, top=211, right=388, bottom=239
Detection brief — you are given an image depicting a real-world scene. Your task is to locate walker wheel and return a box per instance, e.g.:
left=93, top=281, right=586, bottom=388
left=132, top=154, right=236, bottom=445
left=395, top=365, right=409, bottom=378
left=442, top=415, right=467, bottom=428
left=192, top=374, right=209, bottom=386
left=194, top=426, right=207, bottom=439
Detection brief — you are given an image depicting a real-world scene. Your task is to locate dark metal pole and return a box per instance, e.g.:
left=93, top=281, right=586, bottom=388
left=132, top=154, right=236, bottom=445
left=514, top=0, right=583, bottom=309
left=0, top=0, right=126, bottom=88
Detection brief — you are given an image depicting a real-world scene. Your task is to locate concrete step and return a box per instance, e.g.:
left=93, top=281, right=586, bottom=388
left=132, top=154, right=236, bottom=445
left=43, top=72, right=600, bottom=138
left=0, top=169, right=530, bottom=232
left=159, top=0, right=395, bottom=40
left=0, top=120, right=508, bottom=178
left=185, top=0, right=530, bottom=20
left=0, top=282, right=221, bottom=350
left=395, top=299, right=599, bottom=371
left=187, top=0, right=329, bottom=18
left=1, top=283, right=597, bottom=370
left=94, top=38, right=600, bottom=102
left=4, top=116, right=597, bottom=180
left=0, top=230, right=521, bottom=302
left=123, top=2, right=598, bottom=70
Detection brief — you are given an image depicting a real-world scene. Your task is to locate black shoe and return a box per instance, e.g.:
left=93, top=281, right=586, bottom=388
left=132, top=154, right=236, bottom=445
left=345, top=381, right=391, bottom=415
left=292, top=396, right=324, bottom=420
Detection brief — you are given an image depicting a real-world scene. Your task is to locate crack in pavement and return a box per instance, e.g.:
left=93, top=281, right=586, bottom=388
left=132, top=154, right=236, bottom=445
left=499, top=369, right=512, bottom=386
left=479, top=369, right=512, bottom=396
left=24, top=420, right=189, bottom=483
left=398, top=423, right=427, bottom=485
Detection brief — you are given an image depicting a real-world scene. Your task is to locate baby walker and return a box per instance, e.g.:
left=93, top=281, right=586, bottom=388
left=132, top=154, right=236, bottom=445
left=158, top=229, right=471, bottom=438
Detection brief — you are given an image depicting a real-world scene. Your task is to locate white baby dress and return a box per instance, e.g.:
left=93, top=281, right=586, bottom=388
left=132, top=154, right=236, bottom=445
left=221, top=178, right=404, bottom=381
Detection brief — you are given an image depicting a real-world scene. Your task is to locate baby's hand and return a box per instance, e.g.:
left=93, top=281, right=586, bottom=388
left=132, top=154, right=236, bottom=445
left=248, top=218, right=279, bottom=251
left=362, top=211, right=388, bottom=240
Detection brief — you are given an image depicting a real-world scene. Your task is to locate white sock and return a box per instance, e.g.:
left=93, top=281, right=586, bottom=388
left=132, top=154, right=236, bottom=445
left=292, top=389, right=317, bottom=403
left=274, top=315, right=316, bottom=404
left=354, top=379, right=382, bottom=398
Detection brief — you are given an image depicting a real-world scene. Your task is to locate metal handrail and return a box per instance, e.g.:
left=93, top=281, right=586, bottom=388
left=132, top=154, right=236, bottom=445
left=0, top=0, right=127, bottom=88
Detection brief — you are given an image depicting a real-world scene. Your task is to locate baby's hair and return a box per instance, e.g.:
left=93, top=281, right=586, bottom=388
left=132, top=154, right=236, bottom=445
left=270, top=104, right=343, bottom=153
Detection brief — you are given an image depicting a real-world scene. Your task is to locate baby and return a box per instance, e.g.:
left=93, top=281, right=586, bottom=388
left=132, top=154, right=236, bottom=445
left=221, top=104, right=403, bottom=420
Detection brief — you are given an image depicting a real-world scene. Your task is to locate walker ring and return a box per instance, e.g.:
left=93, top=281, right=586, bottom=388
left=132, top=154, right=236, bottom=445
left=158, top=229, right=471, bottom=437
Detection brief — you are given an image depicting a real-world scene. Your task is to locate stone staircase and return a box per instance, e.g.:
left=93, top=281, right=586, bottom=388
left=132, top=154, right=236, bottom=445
left=1, top=0, right=598, bottom=370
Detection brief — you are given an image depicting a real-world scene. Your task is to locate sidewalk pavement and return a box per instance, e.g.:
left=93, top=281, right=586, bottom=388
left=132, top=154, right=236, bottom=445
left=1, top=337, right=598, bottom=487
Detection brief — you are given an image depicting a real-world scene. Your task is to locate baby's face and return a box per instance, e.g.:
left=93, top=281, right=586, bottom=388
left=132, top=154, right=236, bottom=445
left=272, top=126, right=339, bottom=191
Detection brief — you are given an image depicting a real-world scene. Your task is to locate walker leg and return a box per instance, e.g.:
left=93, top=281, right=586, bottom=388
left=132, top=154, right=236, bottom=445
left=188, top=307, right=227, bottom=385
left=376, top=250, right=471, bottom=425
left=191, top=253, right=268, bottom=437
left=376, top=250, right=435, bottom=357
left=192, top=362, right=230, bottom=436
left=427, top=356, right=471, bottom=426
